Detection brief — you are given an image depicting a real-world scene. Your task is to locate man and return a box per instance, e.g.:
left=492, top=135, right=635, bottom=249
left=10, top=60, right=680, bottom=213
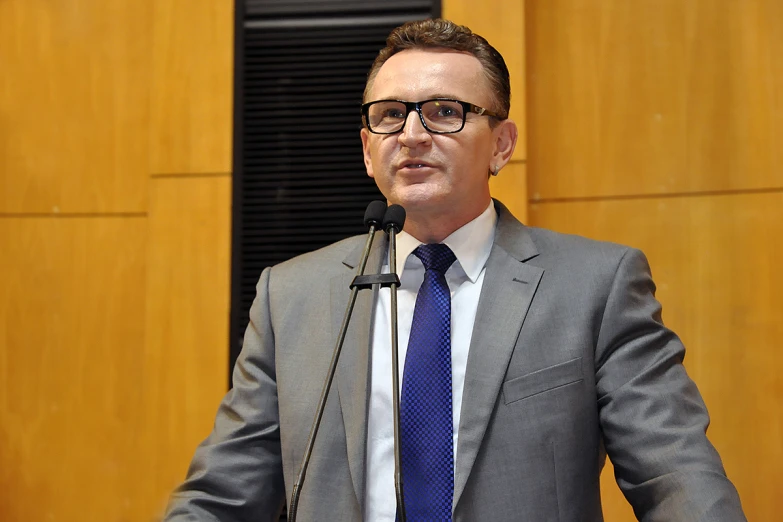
left=165, top=19, right=746, bottom=521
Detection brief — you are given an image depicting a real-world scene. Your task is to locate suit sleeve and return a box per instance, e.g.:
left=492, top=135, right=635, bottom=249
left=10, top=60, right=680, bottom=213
left=594, top=248, right=746, bottom=521
left=164, top=267, right=286, bottom=522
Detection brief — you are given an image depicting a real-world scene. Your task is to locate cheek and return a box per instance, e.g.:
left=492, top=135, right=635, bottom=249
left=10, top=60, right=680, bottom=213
left=458, top=143, right=491, bottom=176
left=370, top=140, right=396, bottom=169
left=449, top=131, right=494, bottom=168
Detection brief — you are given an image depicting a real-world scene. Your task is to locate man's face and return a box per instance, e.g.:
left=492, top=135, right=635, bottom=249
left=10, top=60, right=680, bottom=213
left=361, top=49, right=510, bottom=227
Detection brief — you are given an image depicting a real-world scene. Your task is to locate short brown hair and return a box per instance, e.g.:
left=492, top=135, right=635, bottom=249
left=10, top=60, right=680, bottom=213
left=364, top=19, right=511, bottom=119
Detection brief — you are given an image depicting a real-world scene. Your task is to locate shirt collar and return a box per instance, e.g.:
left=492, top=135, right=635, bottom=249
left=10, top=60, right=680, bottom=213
left=393, top=201, right=497, bottom=283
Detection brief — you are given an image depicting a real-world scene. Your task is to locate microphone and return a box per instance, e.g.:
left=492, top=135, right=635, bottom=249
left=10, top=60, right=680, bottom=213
left=364, top=199, right=388, bottom=229
left=288, top=200, right=387, bottom=522
left=359, top=200, right=388, bottom=273
left=383, top=204, right=408, bottom=522
left=382, top=204, right=406, bottom=234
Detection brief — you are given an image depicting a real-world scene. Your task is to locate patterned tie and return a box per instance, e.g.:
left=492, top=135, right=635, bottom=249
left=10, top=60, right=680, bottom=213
left=400, top=243, right=457, bottom=521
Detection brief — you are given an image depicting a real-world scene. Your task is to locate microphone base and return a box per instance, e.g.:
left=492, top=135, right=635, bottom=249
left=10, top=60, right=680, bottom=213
left=350, top=273, right=400, bottom=290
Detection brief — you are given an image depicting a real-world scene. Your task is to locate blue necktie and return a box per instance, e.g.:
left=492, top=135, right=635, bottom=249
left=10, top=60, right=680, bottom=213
left=400, top=244, right=457, bottom=521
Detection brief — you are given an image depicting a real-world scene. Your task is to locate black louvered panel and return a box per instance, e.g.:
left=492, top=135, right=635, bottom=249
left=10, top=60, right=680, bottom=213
left=238, top=22, right=390, bottom=336
left=247, top=0, right=432, bottom=18
left=232, top=1, right=438, bottom=372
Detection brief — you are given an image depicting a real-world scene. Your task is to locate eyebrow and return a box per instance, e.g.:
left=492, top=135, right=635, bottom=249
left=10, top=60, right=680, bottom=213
left=380, top=94, right=462, bottom=101
left=424, top=93, right=461, bottom=99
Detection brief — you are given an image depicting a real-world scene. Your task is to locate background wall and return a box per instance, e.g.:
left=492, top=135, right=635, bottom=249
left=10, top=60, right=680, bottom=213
left=525, top=1, right=782, bottom=520
left=444, top=1, right=528, bottom=221
left=1, top=0, right=780, bottom=520
left=0, top=1, right=233, bottom=520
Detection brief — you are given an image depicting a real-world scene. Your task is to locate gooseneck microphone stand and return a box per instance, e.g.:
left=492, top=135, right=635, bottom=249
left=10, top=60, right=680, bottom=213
left=288, top=200, right=387, bottom=522
left=382, top=205, right=407, bottom=522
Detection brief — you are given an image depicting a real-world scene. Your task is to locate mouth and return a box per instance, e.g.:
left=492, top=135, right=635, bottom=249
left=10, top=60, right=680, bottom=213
left=397, top=160, right=436, bottom=170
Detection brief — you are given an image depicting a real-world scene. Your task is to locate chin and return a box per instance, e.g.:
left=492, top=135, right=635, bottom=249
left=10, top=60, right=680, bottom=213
left=390, top=185, right=449, bottom=212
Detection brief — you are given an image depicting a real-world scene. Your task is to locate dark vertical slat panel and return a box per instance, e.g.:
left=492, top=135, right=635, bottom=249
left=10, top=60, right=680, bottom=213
left=232, top=2, right=438, bottom=379
left=237, top=22, right=390, bottom=351
left=247, top=0, right=432, bottom=17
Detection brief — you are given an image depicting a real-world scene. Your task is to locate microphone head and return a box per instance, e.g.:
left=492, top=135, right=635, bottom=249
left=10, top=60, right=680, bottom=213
left=382, top=204, right=406, bottom=233
left=364, top=200, right=387, bottom=229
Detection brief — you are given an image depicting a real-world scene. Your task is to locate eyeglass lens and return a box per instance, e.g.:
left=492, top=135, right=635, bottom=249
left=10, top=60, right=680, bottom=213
left=366, top=100, right=465, bottom=133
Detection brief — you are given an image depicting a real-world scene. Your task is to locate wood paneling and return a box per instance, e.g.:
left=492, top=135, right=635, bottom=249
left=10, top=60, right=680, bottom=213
left=490, top=161, right=527, bottom=222
left=530, top=192, right=783, bottom=521
left=140, top=176, right=232, bottom=517
left=0, top=0, right=235, bottom=519
left=0, top=0, right=151, bottom=213
left=0, top=218, right=147, bottom=522
left=149, top=0, right=234, bottom=175
left=526, top=0, right=783, bottom=200
left=599, top=460, right=637, bottom=521
left=442, top=0, right=527, bottom=161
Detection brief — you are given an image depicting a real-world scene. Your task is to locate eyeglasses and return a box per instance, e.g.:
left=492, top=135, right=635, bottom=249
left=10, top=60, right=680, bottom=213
left=361, top=98, right=502, bottom=135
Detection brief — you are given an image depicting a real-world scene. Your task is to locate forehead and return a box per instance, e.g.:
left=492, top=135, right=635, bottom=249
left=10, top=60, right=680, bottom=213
left=369, top=49, right=491, bottom=104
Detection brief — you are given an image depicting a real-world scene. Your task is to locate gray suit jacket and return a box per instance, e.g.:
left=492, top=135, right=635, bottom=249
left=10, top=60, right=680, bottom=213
left=165, top=200, right=746, bottom=521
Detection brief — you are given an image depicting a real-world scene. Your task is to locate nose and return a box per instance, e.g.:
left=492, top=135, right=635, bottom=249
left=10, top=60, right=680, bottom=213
left=398, top=109, right=431, bottom=147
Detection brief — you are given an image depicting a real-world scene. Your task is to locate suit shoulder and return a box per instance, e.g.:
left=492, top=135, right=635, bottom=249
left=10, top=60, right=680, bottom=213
left=269, top=234, right=365, bottom=277
left=524, top=226, right=645, bottom=272
left=528, top=226, right=630, bottom=253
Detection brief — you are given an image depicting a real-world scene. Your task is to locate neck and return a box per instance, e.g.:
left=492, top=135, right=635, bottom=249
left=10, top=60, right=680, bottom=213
left=401, top=198, right=491, bottom=243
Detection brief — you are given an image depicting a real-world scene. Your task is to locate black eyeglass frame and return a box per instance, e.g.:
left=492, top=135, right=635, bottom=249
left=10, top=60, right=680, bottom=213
left=361, top=98, right=503, bottom=135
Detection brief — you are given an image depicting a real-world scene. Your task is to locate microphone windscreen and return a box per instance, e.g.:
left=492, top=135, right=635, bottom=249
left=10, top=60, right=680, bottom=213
left=364, top=200, right=388, bottom=229
left=382, top=204, right=406, bottom=233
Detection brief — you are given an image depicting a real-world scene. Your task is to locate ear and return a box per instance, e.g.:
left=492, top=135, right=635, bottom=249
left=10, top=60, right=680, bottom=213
left=360, top=128, right=375, bottom=179
left=490, top=118, right=519, bottom=171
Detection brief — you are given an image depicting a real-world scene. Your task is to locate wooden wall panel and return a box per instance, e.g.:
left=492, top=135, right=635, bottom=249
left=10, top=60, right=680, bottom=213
left=443, top=0, right=527, bottom=161
left=526, top=0, right=783, bottom=200
left=0, top=1, right=151, bottom=213
left=149, top=0, right=234, bottom=175
left=599, top=460, right=637, bottom=521
left=0, top=0, right=235, bottom=519
left=140, top=176, right=232, bottom=517
left=490, top=162, right=527, bottom=222
left=529, top=193, right=783, bottom=521
left=0, top=218, right=148, bottom=522
left=444, top=0, right=528, bottom=221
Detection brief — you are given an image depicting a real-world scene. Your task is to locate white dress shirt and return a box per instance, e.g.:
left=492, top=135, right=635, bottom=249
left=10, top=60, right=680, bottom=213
left=364, top=202, right=498, bottom=521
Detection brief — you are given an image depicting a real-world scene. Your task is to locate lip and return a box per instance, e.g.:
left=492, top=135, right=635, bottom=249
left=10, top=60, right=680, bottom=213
left=396, top=159, right=437, bottom=170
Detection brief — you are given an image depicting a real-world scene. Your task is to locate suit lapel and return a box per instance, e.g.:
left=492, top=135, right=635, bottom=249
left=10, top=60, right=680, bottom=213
left=333, top=231, right=386, bottom=513
left=453, top=202, right=544, bottom=509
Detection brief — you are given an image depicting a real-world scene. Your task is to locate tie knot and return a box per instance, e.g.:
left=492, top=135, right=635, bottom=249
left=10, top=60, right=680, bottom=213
left=413, top=244, right=457, bottom=274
